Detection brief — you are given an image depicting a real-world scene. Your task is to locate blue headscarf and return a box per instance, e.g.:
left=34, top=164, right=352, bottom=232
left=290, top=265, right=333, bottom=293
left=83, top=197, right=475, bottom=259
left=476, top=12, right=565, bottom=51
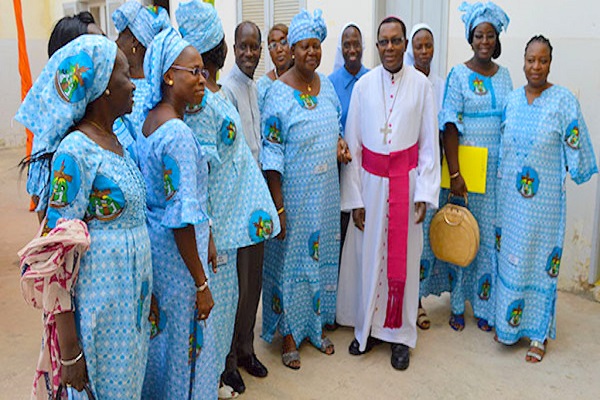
left=288, top=9, right=327, bottom=46
left=459, top=1, right=509, bottom=40
left=112, top=1, right=171, bottom=48
left=176, top=0, right=224, bottom=54
left=143, top=27, right=191, bottom=115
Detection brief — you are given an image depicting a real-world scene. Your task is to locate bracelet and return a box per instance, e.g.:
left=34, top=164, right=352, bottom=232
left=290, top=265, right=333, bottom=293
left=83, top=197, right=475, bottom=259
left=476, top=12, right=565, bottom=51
left=196, top=279, right=209, bottom=293
left=449, top=171, right=461, bottom=179
left=60, top=350, right=84, bottom=366
left=277, top=207, right=285, bottom=215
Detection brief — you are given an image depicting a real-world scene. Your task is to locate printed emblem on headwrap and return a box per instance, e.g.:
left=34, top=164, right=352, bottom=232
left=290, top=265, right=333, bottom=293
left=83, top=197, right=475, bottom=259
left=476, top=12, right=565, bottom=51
left=136, top=280, right=149, bottom=332
left=249, top=210, right=274, bottom=242
left=54, top=52, right=95, bottom=103
left=188, top=311, right=204, bottom=365
left=420, top=259, right=430, bottom=281
left=162, top=154, right=181, bottom=201
left=565, top=120, right=580, bottom=149
left=308, top=231, right=320, bottom=261
left=515, top=166, right=539, bottom=198
left=546, top=247, right=562, bottom=278
left=313, top=290, right=321, bottom=315
left=265, top=116, right=282, bottom=144
left=150, top=307, right=167, bottom=339
left=506, top=299, right=525, bottom=327
left=146, top=5, right=160, bottom=16
left=469, top=73, right=488, bottom=95
left=272, top=288, right=283, bottom=314
left=86, top=175, right=125, bottom=221
left=478, top=273, right=492, bottom=301
left=495, top=227, right=502, bottom=252
left=221, top=118, right=237, bottom=145
left=49, top=154, right=81, bottom=208
left=294, top=91, right=318, bottom=110
left=448, top=268, right=457, bottom=291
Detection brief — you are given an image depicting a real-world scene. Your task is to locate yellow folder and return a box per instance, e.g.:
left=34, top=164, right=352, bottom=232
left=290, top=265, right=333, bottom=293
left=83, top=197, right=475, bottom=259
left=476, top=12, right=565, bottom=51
left=441, top=145, right=488, bottom=194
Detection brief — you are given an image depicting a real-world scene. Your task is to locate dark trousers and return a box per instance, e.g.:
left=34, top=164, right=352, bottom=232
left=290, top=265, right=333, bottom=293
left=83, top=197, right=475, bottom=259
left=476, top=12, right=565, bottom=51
left=340, top=211, right=350, bottom=264
left=225, top=241, right=264, bottom=371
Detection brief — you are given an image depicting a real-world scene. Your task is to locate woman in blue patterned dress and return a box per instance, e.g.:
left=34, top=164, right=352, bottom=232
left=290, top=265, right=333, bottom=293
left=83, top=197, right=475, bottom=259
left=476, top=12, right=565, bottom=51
left=112, top=1, right=171, bottom=158
left=137, top=28, right=216, bottom=398
left=436, top=1, right=512, bottom=332
left=176, top=1, right=280, bottom=397
left=257, top=23, right=294, bottom=111
left=16, top=35, right=151, bottom=399
left=496, top=36, right=597, bottom=363
left=261, top=9, right=351, bottom=370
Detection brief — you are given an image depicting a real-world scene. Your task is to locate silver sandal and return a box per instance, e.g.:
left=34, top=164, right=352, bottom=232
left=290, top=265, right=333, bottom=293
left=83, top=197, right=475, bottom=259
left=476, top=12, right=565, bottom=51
left=319, top=336, right=335, bottom=355
left=282, top=350, right=301, bottom=370
left=526, top=340, right=546, bottom=363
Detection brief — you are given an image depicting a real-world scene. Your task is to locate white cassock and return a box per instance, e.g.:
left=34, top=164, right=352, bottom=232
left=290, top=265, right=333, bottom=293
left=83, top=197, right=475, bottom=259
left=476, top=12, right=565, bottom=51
left=337, top=65, right=440, bottom=351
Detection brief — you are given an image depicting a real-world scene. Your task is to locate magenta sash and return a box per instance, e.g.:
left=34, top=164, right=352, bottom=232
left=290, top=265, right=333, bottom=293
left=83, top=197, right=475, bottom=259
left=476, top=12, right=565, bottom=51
left=362, top=143, right=419, bottom=329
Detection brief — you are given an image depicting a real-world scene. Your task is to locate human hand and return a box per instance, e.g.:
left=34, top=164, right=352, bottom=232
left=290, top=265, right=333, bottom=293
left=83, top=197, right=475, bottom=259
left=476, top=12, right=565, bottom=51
left=60, top=352, right=88, bottom=392
left=414, top=202, right=426, bottom=224
left=337, top=137, right=352, bottom=164
left=277, top=210, right=286, bottom=240
left=450, top=173, right=467, bottom=197
left=196, top=288, right=214, bottom=321
left=208, top=231, right=218, bottom=273
left=352, top=208, right=365, bottom=231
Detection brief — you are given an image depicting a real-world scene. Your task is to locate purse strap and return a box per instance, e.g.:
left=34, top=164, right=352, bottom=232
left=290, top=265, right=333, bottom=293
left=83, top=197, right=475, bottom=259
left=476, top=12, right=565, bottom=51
left=55, top=384, right=96, bottom=400
left=447, top=192, right=469, bottom=208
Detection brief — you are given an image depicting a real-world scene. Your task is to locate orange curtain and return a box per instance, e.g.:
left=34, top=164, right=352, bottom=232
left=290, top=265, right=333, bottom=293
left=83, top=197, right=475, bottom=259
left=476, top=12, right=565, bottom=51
left=12, top=0, right=36, bottom=210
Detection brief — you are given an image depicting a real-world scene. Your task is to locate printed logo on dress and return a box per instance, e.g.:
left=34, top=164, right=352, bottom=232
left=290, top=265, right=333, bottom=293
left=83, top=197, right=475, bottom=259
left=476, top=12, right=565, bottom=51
left=162, top=154, right=181, bottom=201
left=49, top=154, right=81, bottom=208
left=565, top=120, right=580, bottom=149
left=495, top=227, right=502, bottom=252
left=469, top=74, right=488, bottom=95
left=294, top=91, right=318, bottom=110
left=506, top=299, right=525, bottom=327
left=272, top=288, right=283, bottom=314
left=546, top=247, right=562, bottom=278
left=150, top=308, right=167, bottom=339
left=146, top=5, right=159, bottom=15
left=86, top=175, right=125, bottom=221
left=308, top=231, right=320, bottom=261
left=221, top=118, right=237, bottom=145
left=188, top=312, right=204, bottom=365
left=137, top=280, right=149, bottom=332
left=313, top=291, right=321, bottom=315
left=248, top=210, right=274, bottom=242
left=420, top=259, right=430, bottom=281
left=478, top=273, right=492, bottom=301
left=515, top=166, right=539, bottom=198
left=54, top=52, right=94, bottom=103
left=265, top=116, right=282, bottom=144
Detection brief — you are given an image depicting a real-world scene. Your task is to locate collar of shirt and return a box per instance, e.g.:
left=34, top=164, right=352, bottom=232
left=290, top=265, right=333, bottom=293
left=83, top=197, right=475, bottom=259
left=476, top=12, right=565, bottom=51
left=230, top=63, right=256, bottom=88
left=340, top=64, right=369, bottom=90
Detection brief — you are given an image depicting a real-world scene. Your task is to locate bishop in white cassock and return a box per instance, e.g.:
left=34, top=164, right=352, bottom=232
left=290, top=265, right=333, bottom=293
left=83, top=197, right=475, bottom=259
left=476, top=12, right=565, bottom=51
left=337, top=16, right=440, bottom=370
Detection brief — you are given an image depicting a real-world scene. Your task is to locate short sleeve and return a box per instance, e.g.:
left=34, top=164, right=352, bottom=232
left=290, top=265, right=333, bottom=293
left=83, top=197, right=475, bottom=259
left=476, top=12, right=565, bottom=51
left=562, top=94, right=598, bottom=184
left=160, top=124, right=209, bottom=229
left=439, top=67, right=465, bottom=135
left=261, top=86, right=286, bottom=175
left=27, top=157, right=52, bottom=212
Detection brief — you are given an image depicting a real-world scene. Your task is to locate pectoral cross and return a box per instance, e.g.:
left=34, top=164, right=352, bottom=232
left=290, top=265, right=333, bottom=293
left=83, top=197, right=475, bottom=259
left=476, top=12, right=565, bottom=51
left=380, top=124, right=391, bottom=144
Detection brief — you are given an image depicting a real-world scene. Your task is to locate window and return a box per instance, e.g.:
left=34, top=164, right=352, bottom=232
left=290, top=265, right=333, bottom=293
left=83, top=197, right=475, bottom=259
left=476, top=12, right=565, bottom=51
left=238, top=0, right=306, bottom=77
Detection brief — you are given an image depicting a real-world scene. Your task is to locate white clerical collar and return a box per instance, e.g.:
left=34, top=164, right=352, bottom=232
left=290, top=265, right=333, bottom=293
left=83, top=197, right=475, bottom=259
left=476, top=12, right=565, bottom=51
left=381, top=65, right=405, bottom=85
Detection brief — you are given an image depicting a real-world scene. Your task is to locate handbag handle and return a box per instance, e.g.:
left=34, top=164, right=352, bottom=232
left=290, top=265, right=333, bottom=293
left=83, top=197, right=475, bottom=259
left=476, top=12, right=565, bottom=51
left=55, top=384, right=96, bottom=400
left=447, top=192, right=468, bottom=208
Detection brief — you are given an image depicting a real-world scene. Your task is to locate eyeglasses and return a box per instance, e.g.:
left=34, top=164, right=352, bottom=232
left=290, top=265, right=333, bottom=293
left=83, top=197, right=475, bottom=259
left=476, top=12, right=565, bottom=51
left=170, top=65, right=209, bottom=79
left=268, top=39, right=289, bottom=51
left=377, top=37, right=404, bottom=47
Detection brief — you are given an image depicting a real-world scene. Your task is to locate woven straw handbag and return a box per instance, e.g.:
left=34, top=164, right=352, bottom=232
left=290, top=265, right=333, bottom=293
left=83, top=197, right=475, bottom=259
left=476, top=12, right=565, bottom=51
left=429, top=194, right=480, bottom=267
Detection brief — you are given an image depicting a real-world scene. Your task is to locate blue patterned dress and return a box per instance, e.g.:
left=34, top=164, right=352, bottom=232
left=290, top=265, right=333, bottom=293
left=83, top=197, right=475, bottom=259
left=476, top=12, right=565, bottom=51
left=138, top=119, right=210, bottom=399
left=261, top=74, right=341, bottom=348
left=257, top=74, right=274, bottom=112
left=432, top=64, right=513, bottom=325
left=113, top=77, right=150, bottom=165
left=184, top=89, right=279, bottom=399
left=45, top=130, right=152, bottom=400
left=495, top=85, right=597, bottom=344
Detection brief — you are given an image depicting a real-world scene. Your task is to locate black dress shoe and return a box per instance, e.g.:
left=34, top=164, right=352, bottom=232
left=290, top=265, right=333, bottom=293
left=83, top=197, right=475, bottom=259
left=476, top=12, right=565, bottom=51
left=221, top=368, right=246, bottom=394
left=348, top=337, right=382, bottom=356
left=239, top=354, right=268, bottom=378
left=390, top=343, right=410, bottom=370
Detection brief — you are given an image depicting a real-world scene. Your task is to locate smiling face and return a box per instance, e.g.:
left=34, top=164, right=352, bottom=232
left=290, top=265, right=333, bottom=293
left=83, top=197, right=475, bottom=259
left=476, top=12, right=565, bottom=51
left=168, top=46, right=206, bottom=105
left=342, top=25, right=363, bottom=72
left=107, top=49, right=135, bottom=116
left=234, top=23, right=262, bottom=79
left=412, top=28, right=434, bottom=73
left=268, top=28, right=292, bottom=72
left=524, top=41, right=552, bottom=89
left=292, top=38, right=322, bottom=73
left=470, top=22, right=497, bottom=62
left=376, top=21, right=406, bottom=73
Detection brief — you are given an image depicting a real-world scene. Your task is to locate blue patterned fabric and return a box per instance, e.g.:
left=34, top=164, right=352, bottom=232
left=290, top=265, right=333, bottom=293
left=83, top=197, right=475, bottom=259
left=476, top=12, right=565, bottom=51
left=459, top=1, right=509, bottom=39
left=143, top=27, right=190, bottom=116
left=44, top=131, right=151, bottom=399
left=328, top=65, right=369, bottom=135
left=424, top=64, right=512, bottom=325
left=495, top=85, right=597, bottom=344
left=15, top=35, right=117, bottom=212
left=257, top=74, right=274, bottom=112
left=260, top=75, right=341, bottom=348
left=138, top=119, right=210, bottom=399
left=112, top=1, right=170, bottom=48
left=288, top=9, right=327, bottom=46
left=176, top=0, right=224, bottom=54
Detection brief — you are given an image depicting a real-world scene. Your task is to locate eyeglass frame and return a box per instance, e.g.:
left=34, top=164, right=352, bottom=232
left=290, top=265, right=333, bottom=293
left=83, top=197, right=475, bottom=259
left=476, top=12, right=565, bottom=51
left=267, top=38, right=289, bottom=51
left=376, top=37, right=405, bottom=48
left=170, top=64, right=209, bottom=79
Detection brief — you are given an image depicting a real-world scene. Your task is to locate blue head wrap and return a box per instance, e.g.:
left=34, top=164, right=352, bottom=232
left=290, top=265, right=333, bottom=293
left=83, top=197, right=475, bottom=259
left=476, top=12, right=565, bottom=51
left=176, top=0, right=224, bottom=54
left=288, top=9, right=327, bottom=46
left=112, top=1, right=171, bottom=48
left=459, top=1, right=509, bottom=41
left=143, top=27, right=191, bottom=115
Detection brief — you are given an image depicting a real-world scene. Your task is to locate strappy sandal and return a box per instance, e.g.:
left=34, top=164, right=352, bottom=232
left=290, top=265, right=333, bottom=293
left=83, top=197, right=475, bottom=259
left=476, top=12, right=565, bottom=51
left=477, top=318, right=493, bottom=332
left=282, top=350, right=301, bottom=370
left=319, top=336, right=335, bottom=355
left=417, top=307, right=431, bottom=330
left=526, top=340, right=547, bottom=363
left=449, top=313, right=465, bottom=331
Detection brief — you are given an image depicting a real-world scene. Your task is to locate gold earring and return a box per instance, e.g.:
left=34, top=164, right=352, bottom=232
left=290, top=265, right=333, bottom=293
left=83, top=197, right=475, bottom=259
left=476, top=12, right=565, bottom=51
left=132, top=46, right=136, bottom=54
left=104, top=88, right=111, bottom=96
left=168, top=80, right=174, bottom=86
